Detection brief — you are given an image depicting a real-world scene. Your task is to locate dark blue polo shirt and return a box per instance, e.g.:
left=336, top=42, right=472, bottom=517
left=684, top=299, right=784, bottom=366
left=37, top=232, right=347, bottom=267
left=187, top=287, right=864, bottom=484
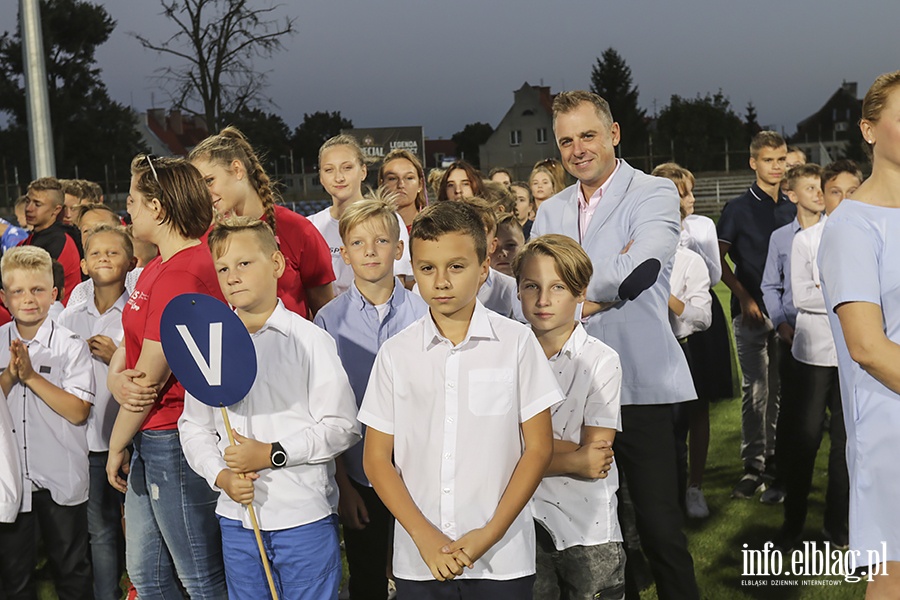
left=717, top=182, right=796, bottom=318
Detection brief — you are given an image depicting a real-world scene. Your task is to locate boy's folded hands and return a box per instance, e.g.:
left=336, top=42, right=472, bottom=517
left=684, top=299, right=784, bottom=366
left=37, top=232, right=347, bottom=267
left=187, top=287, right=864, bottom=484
left=414, top=528, right=467, bottom=581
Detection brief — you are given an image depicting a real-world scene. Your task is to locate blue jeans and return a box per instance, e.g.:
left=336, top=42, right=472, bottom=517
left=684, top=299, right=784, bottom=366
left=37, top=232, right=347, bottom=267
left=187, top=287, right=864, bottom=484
left=125, top=429, right=226, bottom=599
left=219, top=514, right=342, bottom=600
left=88, top=451, right=125, bottom=600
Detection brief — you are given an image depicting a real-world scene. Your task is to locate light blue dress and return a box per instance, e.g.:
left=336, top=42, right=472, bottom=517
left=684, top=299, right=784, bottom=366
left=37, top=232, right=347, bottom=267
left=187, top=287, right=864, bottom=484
left=819, top=199, right=900, bottom=562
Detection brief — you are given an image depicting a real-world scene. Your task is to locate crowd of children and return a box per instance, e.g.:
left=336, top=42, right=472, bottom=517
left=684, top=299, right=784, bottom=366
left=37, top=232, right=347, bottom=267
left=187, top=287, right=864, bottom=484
left=1, top=72, right=898, bottom=600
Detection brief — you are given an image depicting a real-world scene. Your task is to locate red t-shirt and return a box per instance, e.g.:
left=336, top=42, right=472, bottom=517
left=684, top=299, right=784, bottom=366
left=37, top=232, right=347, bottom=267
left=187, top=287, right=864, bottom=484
left=271, top=205, right=334, bottom=317
left=123, top=242, right=225, bottom=431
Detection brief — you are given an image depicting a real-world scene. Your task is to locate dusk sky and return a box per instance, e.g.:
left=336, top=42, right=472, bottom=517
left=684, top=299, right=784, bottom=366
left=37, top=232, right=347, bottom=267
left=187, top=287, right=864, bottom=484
left=3, top=1, right=899, bottom=140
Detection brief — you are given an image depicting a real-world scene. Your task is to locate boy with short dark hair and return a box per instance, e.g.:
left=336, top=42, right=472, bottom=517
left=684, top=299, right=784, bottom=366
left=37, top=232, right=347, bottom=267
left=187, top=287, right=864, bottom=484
left=718, top=131, right=796, bottom=499
left=360, top=201, right=561, bottom=599
left=514, top=234, right=625, bottom=599
left=490, top=213, right=525, bottom=278
left=180, top=216, right=361, bottom=600
left=23, top=177, right=82, bottom=305
left=0, top=245, right=95, bottom=598
left=314, top=194, right=428, bottom=599
left=58, top=224, right=135, bottom=600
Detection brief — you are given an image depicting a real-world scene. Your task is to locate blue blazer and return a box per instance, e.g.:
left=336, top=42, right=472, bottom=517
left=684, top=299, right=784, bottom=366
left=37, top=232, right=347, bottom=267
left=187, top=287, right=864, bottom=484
left=532, top=160, right=696, bottom=406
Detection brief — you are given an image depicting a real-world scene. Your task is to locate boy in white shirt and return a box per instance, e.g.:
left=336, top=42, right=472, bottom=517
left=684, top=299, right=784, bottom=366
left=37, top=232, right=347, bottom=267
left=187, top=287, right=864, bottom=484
left=777, top=160, right=862, bottom=551
left=360, top=201, right=561, bottom=599
left=0, top=395, right=20, bottom=523
left=58, top=224, right=135, bottom=600
left=179, top=217, right=361, bottom=600
left=0, top=246, right=95, bottom=598
left=514, top=234, right=625, bottom=599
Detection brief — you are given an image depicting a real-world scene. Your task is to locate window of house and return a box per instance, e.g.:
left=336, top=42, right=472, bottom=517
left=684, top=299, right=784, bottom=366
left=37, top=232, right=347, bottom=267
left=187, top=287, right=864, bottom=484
left=536, top=128, right=548, bottom=144
left=510, top=130, right=522, bottom=146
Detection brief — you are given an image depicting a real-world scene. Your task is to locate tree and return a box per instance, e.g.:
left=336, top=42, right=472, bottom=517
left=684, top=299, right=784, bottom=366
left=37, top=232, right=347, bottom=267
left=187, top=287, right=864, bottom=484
left=590, top=48, right=648, bottom=159
left=451, top=122, right=493, bottom=168
left=134, top=0, right=295, bottom=131
left=0, top=0, right=143, bottom=188
left=744, top=101, right=762, bottom=139
left=220, top=107, right=290, bottom=159
left=656, top=91, right=746, bottom=172
left=291, top=111, right=352, bottom=168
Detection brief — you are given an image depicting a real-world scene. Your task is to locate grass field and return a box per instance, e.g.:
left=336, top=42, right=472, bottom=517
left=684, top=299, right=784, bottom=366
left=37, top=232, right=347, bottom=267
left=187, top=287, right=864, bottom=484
left=632, top=284, right=867, bottom=599
left=36, top=285, right=868, bottom=599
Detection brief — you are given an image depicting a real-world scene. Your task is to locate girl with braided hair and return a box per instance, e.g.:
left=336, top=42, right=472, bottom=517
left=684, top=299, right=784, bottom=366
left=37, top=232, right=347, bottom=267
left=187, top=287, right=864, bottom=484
left=191, top=127, right=335, bottom=318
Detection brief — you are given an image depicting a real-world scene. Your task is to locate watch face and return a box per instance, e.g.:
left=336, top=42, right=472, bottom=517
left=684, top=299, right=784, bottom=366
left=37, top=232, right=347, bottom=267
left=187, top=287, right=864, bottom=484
left=272, top=450, right=287, bottom=467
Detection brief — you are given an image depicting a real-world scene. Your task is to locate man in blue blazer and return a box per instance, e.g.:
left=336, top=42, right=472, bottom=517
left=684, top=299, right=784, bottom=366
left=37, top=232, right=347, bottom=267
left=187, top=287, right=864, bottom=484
left=532, top=90, right=699, bottom=600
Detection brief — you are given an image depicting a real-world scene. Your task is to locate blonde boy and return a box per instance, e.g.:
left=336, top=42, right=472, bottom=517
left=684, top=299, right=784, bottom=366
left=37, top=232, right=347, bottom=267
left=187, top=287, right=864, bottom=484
left=179, top=217, right=360, bottom=600
left=58, top=225, right=135, bottom=600
left=67, top=206, right=145, bottom=307
left=360, top=201, right=561, bottom=599
left=0, top=246, right=95, bottom=597
left=314, top=195, right=428, bottom=599
left=514, top=234, right=625, bottom=599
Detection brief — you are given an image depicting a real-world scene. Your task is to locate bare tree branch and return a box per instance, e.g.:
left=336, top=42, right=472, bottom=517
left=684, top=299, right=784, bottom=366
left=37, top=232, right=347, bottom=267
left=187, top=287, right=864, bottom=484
left=131, top=0, right=295, bottom=131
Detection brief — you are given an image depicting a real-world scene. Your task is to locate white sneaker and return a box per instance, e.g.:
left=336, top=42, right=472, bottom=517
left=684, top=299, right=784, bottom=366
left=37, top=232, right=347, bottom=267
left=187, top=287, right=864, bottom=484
left=686, top=486, right=710, bottom=519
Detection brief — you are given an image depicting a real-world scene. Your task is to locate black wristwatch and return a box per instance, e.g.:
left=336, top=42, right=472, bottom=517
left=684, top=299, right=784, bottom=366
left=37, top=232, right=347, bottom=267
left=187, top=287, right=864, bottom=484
left=270, top=441, right=287, bottom=468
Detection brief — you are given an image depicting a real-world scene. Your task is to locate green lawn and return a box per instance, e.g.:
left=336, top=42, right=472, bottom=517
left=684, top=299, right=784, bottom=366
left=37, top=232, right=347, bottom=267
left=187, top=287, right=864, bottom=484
left=636, top=283, right=866, bottom=599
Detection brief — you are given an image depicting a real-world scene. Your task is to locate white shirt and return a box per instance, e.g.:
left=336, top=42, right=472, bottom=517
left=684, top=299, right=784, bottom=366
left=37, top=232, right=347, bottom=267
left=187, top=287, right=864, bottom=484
left=0, top=318, right=94, bottom=512
left=533, top=324, right=623, bottom=550
left=358, top=301, right=563, bottom=581
left=669, top=244, right=712, bottom=340
left=791, top=219, right=837, bottom=367
left=179, top=300, right=361, bottom=531
left=308, top=208, right=412, bottom=296
left=58, top=292, right=128, bottom=452
left=0, top=397, right=21, bottom=522
left=477, top=268, right=526, bottom=322
left=682, top=215, right=722, bottom=286
left=47, top=302, right=64, bottom=321
left=67, top=268, right=142, bottom=308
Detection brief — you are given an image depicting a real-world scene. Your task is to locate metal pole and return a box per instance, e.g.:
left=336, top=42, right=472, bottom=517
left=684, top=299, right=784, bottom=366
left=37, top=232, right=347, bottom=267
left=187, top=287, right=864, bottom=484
left=21, top=0, right=56, bottom=178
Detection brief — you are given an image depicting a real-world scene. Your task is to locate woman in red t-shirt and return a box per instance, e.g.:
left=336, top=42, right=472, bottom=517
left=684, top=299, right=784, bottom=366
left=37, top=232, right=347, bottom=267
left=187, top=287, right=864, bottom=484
left=105, top=155, right=227, bottom=598
left=190, top=127, right=335, bottom=318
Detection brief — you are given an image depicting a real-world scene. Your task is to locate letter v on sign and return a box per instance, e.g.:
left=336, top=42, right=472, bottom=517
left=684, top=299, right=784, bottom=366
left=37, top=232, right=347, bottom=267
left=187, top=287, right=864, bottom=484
left=160, top=294, right=257, bottom=408
left=175, top=323, right=222, bottom=386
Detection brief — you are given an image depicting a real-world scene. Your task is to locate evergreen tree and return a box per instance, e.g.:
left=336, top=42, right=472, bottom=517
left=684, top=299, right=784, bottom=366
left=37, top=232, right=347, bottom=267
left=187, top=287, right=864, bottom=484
left=656, top=91, right=746, bottom=172
left=744, top=101, right=762, bottom=139
left=290, top=111, right=353, bottom=168
left=0, top=0, right=143, bottom=187
left=590, top=48, right=648, bottom=159
left=452, top=122, right=493, bottom=168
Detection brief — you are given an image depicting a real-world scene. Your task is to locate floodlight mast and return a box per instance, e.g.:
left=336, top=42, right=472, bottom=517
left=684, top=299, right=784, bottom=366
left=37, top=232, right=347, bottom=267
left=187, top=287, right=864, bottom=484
left=21, top=0, right=56, bottom=178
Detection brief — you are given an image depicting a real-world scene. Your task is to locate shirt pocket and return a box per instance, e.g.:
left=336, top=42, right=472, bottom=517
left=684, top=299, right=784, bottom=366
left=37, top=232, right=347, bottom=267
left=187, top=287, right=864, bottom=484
left=467, top=368, right=515, bottom=416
